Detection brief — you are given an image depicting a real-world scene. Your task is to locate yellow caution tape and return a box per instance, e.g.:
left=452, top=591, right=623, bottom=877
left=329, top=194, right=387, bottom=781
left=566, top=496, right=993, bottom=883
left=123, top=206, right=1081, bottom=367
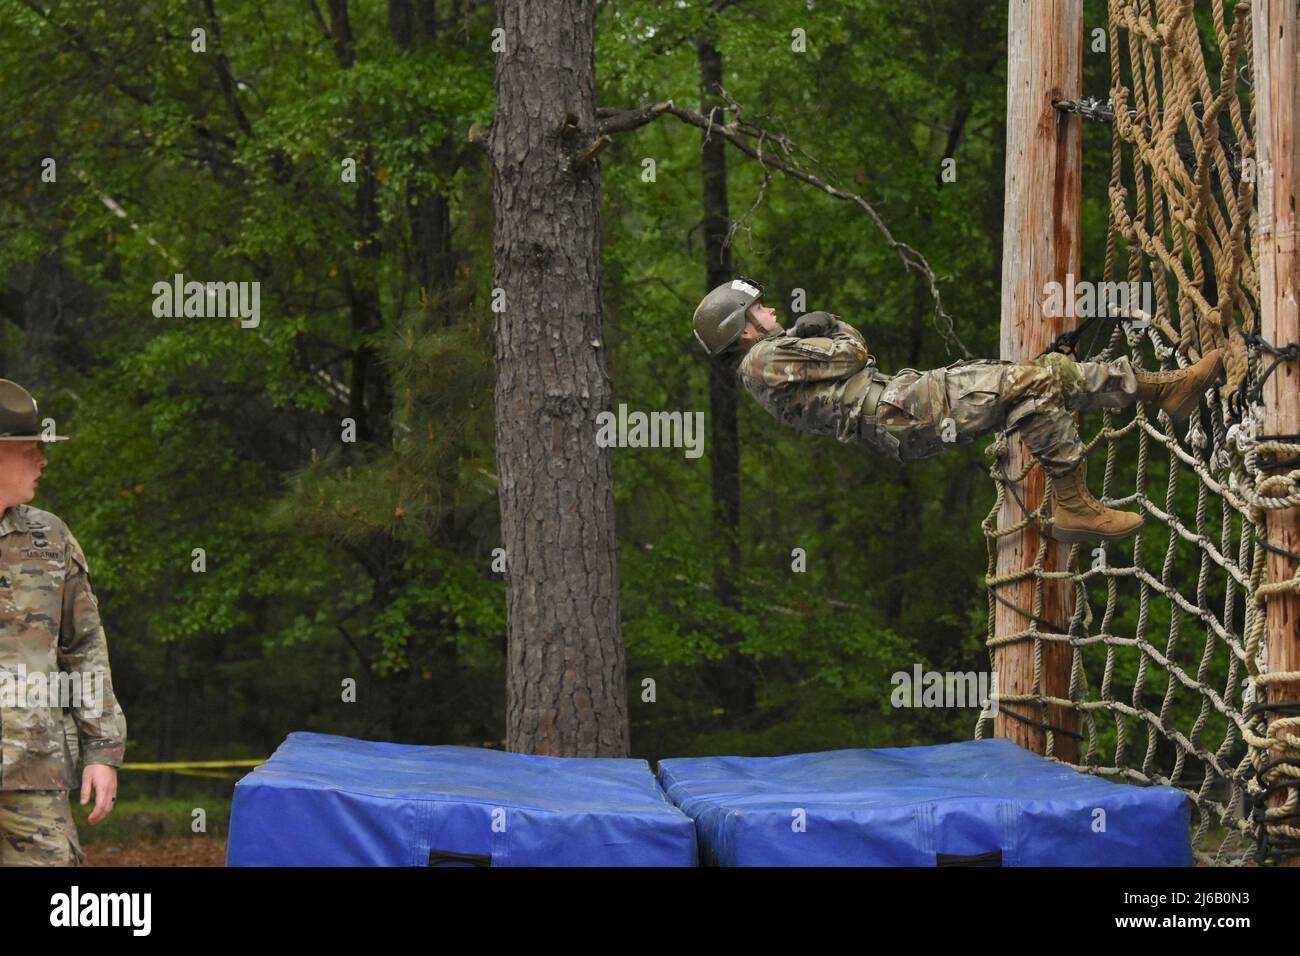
left=121, top=759, right=266, bottom=771
left=166, top=768, right=248, bottom=780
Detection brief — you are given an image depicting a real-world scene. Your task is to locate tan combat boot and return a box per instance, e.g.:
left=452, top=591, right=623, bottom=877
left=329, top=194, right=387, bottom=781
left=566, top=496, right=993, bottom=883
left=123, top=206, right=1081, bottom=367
left=1047, top=460, right=1144, bottom=544
left=1133, top=348, right=1225, bottom=428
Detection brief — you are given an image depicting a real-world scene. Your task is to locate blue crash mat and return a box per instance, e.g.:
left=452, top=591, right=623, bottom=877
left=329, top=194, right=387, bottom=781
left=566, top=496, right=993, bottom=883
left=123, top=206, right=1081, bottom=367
left=658, top=738, right=1191, bottom=866
left=227, top=732, right=698, bottom=866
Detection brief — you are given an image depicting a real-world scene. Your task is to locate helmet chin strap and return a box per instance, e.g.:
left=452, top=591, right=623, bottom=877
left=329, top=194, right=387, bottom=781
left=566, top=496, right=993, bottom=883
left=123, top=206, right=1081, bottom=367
left=744, top=308, right=783, bottom=342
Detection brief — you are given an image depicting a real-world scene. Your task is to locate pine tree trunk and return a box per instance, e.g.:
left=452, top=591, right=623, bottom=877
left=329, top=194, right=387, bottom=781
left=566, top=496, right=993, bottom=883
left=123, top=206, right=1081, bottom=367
left=490, top=0, right=629, bottom=756
left=389, top=0, right=458, bottom=327
left=698, top=39, right=751, bottom=721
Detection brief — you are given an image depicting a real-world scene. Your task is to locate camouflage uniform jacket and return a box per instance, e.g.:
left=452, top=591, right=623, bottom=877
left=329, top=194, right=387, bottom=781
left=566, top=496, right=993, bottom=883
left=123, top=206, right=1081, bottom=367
left=0, top=505, right=127, bottom=790
left=737, top=319, right=900, bottom=459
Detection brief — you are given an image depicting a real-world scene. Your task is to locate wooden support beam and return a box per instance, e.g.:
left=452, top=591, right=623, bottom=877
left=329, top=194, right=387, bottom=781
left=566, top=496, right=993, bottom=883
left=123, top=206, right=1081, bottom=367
left=1251, top=0, right=1300, bottom=866
left=993, top=0, right=1083, bottom=762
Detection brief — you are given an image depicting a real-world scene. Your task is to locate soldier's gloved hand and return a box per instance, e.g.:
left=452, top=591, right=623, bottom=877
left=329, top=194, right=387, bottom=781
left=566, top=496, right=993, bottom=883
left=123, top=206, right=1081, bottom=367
left=791, top=311, right=837, bottom=338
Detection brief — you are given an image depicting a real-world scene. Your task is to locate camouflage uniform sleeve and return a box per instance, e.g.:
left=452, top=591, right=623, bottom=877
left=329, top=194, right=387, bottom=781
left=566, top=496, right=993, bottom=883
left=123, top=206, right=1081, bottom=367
left=57, top=530, right=127, bottom=769
left=746, top=321, right=871, bottom=387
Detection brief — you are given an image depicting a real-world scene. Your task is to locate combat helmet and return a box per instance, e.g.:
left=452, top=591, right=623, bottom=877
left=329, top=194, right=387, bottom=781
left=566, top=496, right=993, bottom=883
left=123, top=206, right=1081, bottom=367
left=0, top=379, right=69, bottom=441
left=692, top=277, right=764, bottom=357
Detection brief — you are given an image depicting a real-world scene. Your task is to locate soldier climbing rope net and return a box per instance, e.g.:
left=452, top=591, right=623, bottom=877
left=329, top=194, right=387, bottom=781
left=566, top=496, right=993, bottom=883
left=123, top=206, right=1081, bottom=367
left=976, top=0, right=1300, bottom=865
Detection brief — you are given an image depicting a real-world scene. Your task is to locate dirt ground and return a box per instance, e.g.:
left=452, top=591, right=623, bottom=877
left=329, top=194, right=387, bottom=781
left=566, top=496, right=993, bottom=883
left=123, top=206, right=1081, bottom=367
left=83, top=836, right=228, bottom=867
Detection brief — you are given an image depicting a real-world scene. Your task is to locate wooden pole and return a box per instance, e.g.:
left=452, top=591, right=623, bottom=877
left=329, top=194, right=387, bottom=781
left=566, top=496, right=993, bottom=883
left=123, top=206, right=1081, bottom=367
left=1251, top=0, right=1300, bottom=865
left=993, top=0, right=1082, bottom=761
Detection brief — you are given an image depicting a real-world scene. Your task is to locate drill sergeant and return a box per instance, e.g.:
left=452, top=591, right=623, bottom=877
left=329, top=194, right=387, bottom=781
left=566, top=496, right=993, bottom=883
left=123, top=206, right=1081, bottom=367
left=0, top=379, right=126, bottom=866
left=692, top=278, right=1225, bottom=543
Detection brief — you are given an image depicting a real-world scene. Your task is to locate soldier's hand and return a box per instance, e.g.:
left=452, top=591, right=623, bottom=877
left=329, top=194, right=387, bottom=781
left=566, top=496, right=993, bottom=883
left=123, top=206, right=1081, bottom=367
left=81, top=764, right=118, bottom=825
left=791, top=311, right=837, bottom=338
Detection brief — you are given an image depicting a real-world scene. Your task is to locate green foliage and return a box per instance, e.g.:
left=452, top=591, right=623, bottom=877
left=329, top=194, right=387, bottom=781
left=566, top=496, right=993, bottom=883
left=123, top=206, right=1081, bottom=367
left=2, top=0, right=1230, bottom=784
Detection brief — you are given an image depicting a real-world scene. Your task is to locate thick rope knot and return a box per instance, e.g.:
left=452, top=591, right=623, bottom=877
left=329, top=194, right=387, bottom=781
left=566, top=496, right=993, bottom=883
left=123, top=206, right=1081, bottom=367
left=1227, top=418, right=1256, bottom=453
left=1257, top=472, right=1300, bottom=499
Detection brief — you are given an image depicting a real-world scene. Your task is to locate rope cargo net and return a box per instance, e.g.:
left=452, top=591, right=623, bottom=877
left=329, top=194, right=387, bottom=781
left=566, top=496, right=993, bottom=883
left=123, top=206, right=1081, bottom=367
left=976, top=0, right=1300, bottom=865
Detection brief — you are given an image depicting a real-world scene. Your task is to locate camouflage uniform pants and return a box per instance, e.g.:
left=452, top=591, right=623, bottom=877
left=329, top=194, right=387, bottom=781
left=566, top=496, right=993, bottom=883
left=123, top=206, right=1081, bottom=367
left=867, top=354, right=1138, bottom=474
left=0, top=790, right=85, bottom=866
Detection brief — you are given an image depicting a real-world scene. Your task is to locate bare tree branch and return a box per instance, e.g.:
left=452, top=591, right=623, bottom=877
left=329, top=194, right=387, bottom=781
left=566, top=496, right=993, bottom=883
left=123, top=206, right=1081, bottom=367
left=18, top=0, right=239, bottom=152
left=597, top=100, right=674, bottom=135
left=726, top=129, right=772, bottom=252
left=305, top=0, right=333, bottom=38
left=595, top=98, right=972, bottom=357
left=202, top=0, right=255, bottom=139
left=17, top=0, right=154, bottom=104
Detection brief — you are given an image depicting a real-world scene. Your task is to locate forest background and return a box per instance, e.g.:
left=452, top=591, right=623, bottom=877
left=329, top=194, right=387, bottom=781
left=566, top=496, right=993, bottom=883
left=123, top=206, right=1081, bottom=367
left=0, top=0, right=1149, bottom=847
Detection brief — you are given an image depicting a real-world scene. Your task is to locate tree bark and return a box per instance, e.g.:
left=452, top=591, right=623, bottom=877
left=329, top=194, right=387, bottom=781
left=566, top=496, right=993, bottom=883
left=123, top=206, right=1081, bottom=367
left=325, top=3, right=392, bottom=446
left=491, top=0, right=629, bottom=756
left=388, top=0, right=460, bottom=326
left=697, top=38, right=751, bottom=720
